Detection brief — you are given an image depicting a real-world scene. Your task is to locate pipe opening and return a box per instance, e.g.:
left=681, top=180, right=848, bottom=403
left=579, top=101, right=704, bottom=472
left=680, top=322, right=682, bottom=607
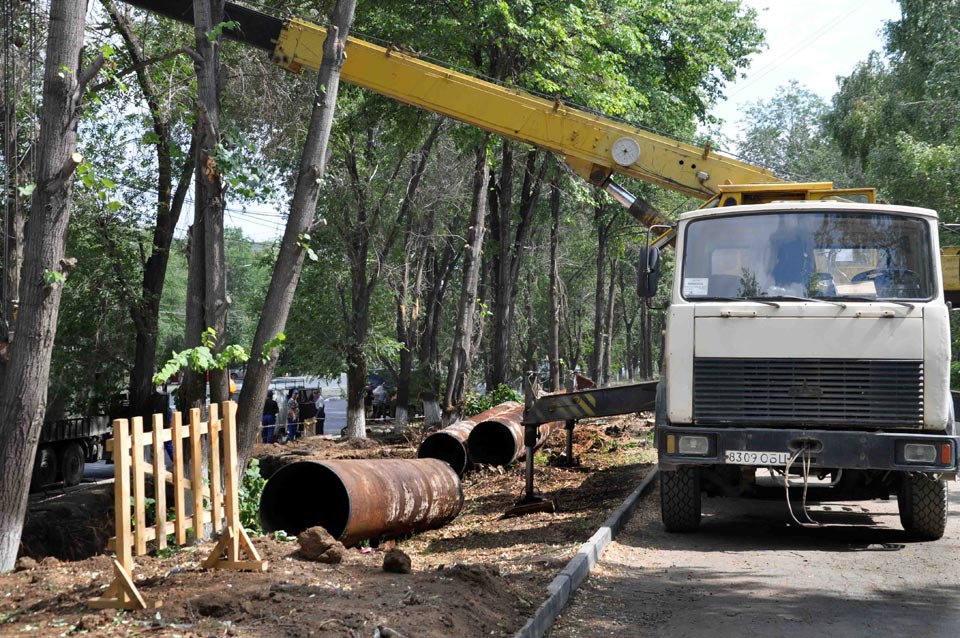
left=417, top=433, right=468, bottom=476
left=259, top=462, right=350, bottom=538
left=469, top=421, right=519, bottom=466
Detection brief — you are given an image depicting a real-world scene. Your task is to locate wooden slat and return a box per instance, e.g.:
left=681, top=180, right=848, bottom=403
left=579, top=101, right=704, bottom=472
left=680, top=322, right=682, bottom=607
left=107, top=421, right=210, bottom=452
left=108, top=510, right=214, bottom=551
left=171, top=410, right=187, bottom=545
left=222, top=401, right=241, bottom=559
left=112, top=419, right=133, bottom=576
left=209, top=403, right=223, bottom=534
left=142, top=463, right=212, bottom=497
left=189, top=407, right=205, bottom=541
left=131, top=416, right=147, bottom=556
left=151, top=413, right=167, bottom=552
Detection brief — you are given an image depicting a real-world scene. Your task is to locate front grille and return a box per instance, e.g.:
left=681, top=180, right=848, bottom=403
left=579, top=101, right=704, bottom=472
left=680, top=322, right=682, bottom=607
left=694, top=358, right=923, bottom=428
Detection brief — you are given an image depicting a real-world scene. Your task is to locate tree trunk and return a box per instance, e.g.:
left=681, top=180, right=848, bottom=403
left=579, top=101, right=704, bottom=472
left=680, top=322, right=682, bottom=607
left=590, top=195, right=608, bottom=381
left=104, top=1, right=195, bottom=416
left=547, top=172, right=561, bottom=391
left=193, top=0, right=229, bottom=405
left=417, top=240, right=456, bottom=425
left=603, top=258, right=617, bottom=384
left=443, top=141, right=489, bottom=423
left=617, top=267, right=635, bottom=381
left=235, top=0, right=357, bottom=466
left=487, top=146, right=546, bottom=389
left=0, top=0, right=93, bottom=573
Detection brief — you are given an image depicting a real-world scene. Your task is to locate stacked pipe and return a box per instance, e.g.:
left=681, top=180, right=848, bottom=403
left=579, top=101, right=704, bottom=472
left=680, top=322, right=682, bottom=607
left=467, top=403, right=563, bottom=467
left=259, top=458, right=463, bottom=547
left=416, top=401, right=522, bottom=475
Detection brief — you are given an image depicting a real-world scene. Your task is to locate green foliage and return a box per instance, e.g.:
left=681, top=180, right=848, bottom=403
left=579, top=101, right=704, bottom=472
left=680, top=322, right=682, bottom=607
left=463, top=383, right=522, bottom=417
left=260, top=333, right=286, bottom=363
left=211, top=127, right=280, bottom=202
left=239, top=459, right=267, bottom=534
left=738, top=81, right=859, bottom=184
left=828, top=1, right=960, bottom=220
left=153, top=328, right=249, bottom=385
left=42, top=270, right=66, bottom=286
left=207, top=20, right=239, bottom=42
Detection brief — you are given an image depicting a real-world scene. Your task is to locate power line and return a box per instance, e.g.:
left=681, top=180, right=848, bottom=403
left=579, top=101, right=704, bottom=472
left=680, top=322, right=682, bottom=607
left=726, top=0, right=870, bottom=100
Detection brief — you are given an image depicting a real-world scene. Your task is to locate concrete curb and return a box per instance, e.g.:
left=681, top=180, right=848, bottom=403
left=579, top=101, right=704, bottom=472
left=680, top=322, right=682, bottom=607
left=512, top=466, right=660, bottom=638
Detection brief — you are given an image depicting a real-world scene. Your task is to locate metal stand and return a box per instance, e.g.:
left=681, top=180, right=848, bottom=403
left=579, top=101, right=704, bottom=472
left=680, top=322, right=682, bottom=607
left=558, top=419, right=580, bottom=467
left=504, top=423, right=556, bottom=517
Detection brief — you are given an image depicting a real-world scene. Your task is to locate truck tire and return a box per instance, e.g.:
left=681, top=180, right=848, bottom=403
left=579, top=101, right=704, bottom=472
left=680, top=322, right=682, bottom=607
left=60, top=442, right=85, bottom=487
left=30, top=445, right=58, bottom=492
left=661, top=465, right=701, bottom=532
left=898, top=473, right=948, bottom=540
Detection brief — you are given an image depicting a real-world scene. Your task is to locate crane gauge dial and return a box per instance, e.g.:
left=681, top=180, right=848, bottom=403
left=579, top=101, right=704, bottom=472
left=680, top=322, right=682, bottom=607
left=611, top=137, right=641, bottom=166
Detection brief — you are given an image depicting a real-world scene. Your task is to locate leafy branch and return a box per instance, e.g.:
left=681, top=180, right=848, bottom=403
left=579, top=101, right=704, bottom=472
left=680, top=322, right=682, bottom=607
left=153, top=327, right=249, bottom=385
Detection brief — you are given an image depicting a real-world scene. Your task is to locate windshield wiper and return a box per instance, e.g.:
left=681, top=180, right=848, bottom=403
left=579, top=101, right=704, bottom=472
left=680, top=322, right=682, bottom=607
left=819, top=295, right=915, bottom=309
left=695, top=296, right=781, bottom=308
left=752, top=295, right=844, bottom=307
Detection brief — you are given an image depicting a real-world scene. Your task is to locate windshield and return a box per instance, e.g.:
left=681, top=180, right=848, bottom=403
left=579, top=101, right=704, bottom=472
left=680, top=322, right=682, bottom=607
left=680, top=211, right=935, bottom=301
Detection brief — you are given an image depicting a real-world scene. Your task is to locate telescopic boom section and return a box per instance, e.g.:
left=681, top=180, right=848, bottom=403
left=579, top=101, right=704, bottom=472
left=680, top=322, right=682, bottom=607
left=123, top=0, right=781, bottom=217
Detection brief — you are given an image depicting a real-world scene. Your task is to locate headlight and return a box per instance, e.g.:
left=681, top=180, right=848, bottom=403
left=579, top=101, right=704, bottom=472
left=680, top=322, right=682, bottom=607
left=902, top=443, right=937, bottom=464
left=678, top=435, right=710, bottom=456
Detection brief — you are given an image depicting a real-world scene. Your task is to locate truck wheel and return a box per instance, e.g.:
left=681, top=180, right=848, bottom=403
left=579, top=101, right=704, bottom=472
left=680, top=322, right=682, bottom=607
left=898, top=473, right=948, bottom=540
left=660, top=465, right=701, bottom=532
left=30, top=445, right=58, bottom=492
left=60, top=442, right=85, bottom=487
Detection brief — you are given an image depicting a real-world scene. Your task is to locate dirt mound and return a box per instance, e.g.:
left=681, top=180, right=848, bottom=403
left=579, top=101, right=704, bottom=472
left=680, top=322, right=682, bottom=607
left=5, top=414, right=655, bottom=637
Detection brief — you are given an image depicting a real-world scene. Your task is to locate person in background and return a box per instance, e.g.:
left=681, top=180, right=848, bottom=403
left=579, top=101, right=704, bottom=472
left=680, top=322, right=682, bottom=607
left=313, top=389, right=326, bottom=435
left=286, top=389, right=301, bottom=441
left=262, top=391, right=279, bottom=443
left=364, top=383, right=374, bottom=417
left=372, top=382, right=388, bottom=419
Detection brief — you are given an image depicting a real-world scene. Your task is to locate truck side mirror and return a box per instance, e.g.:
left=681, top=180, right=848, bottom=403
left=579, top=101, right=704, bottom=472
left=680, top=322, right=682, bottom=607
left=637, top=246, right=661, bottom=298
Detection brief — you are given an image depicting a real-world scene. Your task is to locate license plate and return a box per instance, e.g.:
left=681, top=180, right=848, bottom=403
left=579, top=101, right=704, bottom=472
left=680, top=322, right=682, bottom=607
left=724, top=450, right=790, bottom=466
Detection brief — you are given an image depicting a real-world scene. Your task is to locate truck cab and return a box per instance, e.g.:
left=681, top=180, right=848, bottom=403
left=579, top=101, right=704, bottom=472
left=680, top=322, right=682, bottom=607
left=655, top=201, right=959, bottom=538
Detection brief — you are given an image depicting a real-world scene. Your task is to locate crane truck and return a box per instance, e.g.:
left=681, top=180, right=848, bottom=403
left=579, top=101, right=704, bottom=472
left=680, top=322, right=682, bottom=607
left=96, top=1, right=957, bottom=538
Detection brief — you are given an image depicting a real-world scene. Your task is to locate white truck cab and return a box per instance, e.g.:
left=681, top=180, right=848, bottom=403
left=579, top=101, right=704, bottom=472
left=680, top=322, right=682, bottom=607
left=654, top=201, right=958, bottom=538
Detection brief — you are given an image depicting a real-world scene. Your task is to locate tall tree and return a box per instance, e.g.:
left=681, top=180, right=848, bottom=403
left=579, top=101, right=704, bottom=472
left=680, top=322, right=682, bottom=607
left=181, top=0, right=229, bottom=407
left=0, top=0, right=103, bottom=572
left=738, top=80, right=855, bottom=184
left=236, top=0, right=358, bottom=464
left=443, top=141, right=489, bottom=423
left=547, top=170, right=562, bottom=391
left=829, top=0, right=960, bottom=220
left=102, top=0, right=196, bottom=417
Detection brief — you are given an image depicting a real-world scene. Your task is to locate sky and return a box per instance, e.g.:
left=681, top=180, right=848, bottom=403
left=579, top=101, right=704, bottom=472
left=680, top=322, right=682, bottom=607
left=711, top=0, right=902, bottom=145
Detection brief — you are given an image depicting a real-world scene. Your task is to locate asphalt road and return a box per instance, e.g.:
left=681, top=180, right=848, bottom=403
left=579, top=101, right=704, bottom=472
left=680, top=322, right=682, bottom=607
left=320, top=398, right=346, bottom=434
left=549, top=483, right=960, bottom=638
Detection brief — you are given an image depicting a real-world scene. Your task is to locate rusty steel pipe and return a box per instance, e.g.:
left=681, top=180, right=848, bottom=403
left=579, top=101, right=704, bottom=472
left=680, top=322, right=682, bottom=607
left=417, top=402, right=524, bottom=475
left=259, top=458, right=463, bottom=547
left=467, top=401, right=562, bottom=467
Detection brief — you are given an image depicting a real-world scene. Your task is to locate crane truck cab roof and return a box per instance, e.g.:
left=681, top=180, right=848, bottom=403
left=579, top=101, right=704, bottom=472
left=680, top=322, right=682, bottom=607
left=678, top=200, right=938, bottom=223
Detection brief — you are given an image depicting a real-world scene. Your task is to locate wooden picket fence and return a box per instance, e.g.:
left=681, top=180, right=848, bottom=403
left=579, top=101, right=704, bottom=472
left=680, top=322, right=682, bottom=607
left=89, top=400, right=267, bottom=611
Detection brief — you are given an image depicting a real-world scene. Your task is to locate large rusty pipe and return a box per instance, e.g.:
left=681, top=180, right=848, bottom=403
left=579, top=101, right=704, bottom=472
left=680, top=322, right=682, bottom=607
left=467, top=402, right=562, bottom=467
left=416, top=402, right=523, bottom=475
left=259, top=458, right=463, bottom=547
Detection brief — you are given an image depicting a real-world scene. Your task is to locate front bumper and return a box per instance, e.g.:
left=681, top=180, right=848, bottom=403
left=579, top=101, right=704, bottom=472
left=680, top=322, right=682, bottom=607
left=657, top=424, right=959, bottom=474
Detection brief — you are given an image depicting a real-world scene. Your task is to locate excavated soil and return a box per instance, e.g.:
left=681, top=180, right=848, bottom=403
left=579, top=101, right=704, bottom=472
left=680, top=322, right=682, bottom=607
left=2, top=414, right=654, bottom=638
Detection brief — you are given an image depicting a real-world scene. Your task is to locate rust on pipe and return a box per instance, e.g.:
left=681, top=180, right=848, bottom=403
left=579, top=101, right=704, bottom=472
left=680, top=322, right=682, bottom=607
left=259, top=458, right=463, bottom=547
left=417, top=401, right=523, bottom=475
left=467, top=401, right=562, bottom=467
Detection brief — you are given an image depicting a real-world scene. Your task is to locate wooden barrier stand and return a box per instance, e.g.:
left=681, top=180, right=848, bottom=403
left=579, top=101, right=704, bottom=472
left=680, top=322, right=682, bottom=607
left=89, top=400, right=267, bottom=610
